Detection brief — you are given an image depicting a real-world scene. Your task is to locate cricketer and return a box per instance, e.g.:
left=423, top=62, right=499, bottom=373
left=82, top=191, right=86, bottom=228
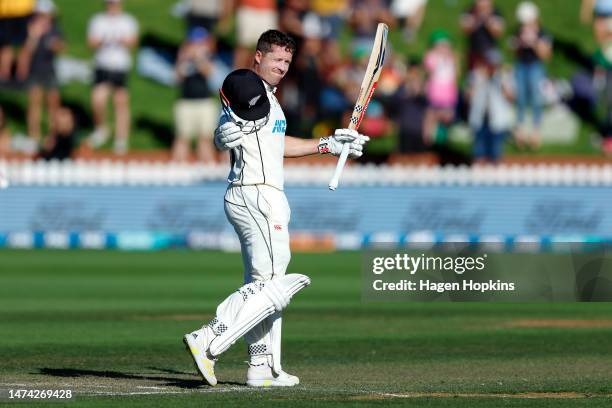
left=183, top=29, right=370, bottom=387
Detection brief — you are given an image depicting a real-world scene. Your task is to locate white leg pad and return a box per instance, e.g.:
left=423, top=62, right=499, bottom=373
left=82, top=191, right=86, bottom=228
left=269, top=313, right=283, bottom=374
left=208, top=274, right=310, bottom=357
left=245, top=311, right=281, bottom=371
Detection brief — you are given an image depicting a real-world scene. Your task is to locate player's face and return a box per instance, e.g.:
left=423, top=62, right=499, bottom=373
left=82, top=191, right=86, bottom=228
left=254, top=45, right=293, bottom=86
left=106, top=2, right=122, bottom=14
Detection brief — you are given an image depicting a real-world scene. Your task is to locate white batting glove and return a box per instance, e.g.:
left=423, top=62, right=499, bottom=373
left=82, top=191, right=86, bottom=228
left=318, top=128, right=370, bottom=159
left=214, top=122, right=244, bottom=150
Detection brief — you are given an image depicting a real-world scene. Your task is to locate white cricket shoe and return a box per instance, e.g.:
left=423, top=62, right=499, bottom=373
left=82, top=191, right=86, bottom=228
left=89, top=126, right=109, bottom=148
left=113, top=138, right=128, bottom=155
left=246, top=363, right=300, bottom=387
left=183, top=328, right=217, bottom=386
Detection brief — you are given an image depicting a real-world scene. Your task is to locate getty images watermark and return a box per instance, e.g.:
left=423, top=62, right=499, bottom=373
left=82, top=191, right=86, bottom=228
left=362, top=243, right=612, bottom=302
left=371, top=253, right=515, bottom=293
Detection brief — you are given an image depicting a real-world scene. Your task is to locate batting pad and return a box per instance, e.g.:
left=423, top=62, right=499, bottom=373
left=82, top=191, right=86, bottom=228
left=245, top=311, right=281, bottom=371
left=208, top=274, right=310, bottom=357
left=270, top=313, right=283, bottom=374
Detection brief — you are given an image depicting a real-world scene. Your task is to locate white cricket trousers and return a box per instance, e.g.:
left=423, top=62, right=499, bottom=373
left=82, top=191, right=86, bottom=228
left=224, top=184, right=291, bottom=282
left=222, top=184, right=291, bottom=366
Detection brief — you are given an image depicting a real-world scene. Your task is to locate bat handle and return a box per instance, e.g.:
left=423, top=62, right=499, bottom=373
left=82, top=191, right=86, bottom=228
left=328, top=143, right=350, bottom=191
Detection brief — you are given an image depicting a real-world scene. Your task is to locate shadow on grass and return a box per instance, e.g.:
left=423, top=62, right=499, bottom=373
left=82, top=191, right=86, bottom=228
left=37, top=367, right=243, bottom=388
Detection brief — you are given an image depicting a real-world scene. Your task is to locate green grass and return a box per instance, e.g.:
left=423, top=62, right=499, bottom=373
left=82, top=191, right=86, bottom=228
left=1, top=249, right=612, bottom=406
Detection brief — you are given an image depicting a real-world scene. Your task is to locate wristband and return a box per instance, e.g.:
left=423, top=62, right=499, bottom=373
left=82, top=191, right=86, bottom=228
left=317, top=137, right=330, bottom=154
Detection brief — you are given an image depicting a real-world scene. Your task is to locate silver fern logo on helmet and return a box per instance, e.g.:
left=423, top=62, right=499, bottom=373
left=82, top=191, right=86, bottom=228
left=248, top=95, right=261, bottom=107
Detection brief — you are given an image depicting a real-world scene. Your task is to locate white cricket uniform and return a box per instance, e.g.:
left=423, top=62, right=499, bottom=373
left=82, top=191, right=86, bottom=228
left=222, top=81, right=291, bottom=283
left=217, top=80, right=291, bottom=368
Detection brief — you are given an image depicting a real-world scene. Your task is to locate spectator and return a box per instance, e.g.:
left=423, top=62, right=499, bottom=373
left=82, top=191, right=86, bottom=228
left=279, top=0, right=324, bottom=136
left=390, top=0, right=428, bottom=42
left=16, top=0, right=64, bottom=148
left=466, top=50, right=514, bottom=164
left=593, top=50, right=612, bottom=155
left=233, top=0, right=278, bottom=69
left=590, top=0, right=612, bottom=154
left=183, top=0, right=223, bottom=32
left=0, top=0, right=35, bottom=81
left=279, top=0, right=314, bottom=53
left=182, top=0, right=234, bottom=60
left=87, top=0, right=139, bottom=155
left=510, top=2, right=552, bottom=149
left=311, top=0, right=349, bottom=42
left=593, top=0, right=612, bottom=45
left=376, top=52, right=407, bottom=99
left=387, top=57, right=430, bottom=153
left=311, top=0, right=348, bottom=94
left=358, top=99, right=390, bottom=139
left=349, top=0, right=395, bottom=50
left=330, top=44, right=370, bottom=112
left=0, top=106, right=10, bottom=156
left=460, top=0, right=504, bottom=69
left=39, top=106, right=76, bottom=160
left=317, top=49, right=349, bottom=123
left=173, top=27, right=221, bottom=162
left=424, top=30, right=458, bottom=144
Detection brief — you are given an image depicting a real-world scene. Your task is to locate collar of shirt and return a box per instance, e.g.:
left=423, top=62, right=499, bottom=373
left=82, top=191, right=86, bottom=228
left=262, top=79, right=277, bottom=94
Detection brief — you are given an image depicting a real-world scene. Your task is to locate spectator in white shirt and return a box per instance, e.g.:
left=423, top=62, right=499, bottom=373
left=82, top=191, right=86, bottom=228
left=87, top=0, right=138, bottom=155
left=391, top=0, right=428, bottom=42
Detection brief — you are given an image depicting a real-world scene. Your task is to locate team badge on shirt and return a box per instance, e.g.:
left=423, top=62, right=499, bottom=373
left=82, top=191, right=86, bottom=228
left=272, top=119, right=286, bottom=134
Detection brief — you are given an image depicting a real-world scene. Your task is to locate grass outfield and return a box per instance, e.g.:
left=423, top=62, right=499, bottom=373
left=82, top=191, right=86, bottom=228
left=1, top=249, right=612, bottom=407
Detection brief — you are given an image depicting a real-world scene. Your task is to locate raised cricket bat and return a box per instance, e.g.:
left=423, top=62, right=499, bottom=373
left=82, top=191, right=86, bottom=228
left=328, top=23, right=388, bottom=191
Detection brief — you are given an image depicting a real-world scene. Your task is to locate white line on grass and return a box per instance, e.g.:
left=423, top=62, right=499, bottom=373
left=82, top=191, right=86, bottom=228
left=84, top=386, right=254, bottom=397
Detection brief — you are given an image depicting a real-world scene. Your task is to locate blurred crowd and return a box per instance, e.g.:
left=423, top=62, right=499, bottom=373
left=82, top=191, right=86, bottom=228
left=0, top=0, right=612, bottom=163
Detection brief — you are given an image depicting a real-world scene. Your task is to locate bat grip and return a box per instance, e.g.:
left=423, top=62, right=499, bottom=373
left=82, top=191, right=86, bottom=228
left=328, top=143, right=350, bottom=191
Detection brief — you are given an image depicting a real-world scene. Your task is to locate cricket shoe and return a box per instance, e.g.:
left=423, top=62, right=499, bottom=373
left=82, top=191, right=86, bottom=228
left=246, top=363, right=299, bottom=387
left=183, top=328, right=217, bottom=386
left=89, top=126, right=109, bottom=148
left=113, top=138, right=128, bottom=155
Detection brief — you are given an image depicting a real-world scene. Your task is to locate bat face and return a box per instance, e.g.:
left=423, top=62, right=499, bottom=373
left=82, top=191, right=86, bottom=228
left=349, top=23, right=389, bottom=131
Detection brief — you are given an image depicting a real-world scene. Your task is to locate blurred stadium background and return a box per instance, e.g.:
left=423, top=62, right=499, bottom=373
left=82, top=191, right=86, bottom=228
left=0, top=0, right=611, bottom=249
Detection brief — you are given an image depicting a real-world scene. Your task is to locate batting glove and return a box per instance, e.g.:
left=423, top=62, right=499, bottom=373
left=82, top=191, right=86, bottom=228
left=318, top=128, right=370, bottom=159
left=214, top=122, right=244, bottom=150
